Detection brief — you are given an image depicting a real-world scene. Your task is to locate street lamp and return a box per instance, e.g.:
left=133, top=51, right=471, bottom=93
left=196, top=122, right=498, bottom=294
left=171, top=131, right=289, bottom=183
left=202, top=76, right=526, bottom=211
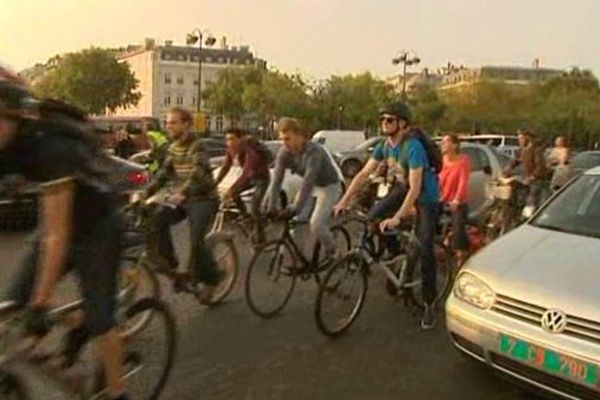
left=337, top=104, right=344, bottom=130
left=392, top=51, right=421, bottom=99
left=186, top=29, right=216, bottom=114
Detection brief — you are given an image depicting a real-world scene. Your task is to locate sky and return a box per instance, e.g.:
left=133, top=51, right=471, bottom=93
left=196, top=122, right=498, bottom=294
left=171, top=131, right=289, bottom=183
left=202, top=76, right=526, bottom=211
left=2, top=0, right=600, bottom=79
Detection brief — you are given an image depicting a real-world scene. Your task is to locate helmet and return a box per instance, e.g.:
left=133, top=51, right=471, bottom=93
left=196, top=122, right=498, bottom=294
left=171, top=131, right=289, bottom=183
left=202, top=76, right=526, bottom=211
left=378, top=101, right=412, bottom=123
left=0, top=64, right=35, bottom=119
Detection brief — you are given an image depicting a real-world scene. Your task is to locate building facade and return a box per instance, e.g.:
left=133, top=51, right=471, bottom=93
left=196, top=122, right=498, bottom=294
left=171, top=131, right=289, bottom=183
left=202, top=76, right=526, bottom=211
left=111, top=38, right=266, bottom=132
left=437, top=65, right=563, bottom=91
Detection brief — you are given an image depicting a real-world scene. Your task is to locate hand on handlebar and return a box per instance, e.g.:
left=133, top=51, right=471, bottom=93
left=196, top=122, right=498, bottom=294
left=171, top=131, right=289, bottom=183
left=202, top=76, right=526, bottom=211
left=333, top=200, right=349, bottom=217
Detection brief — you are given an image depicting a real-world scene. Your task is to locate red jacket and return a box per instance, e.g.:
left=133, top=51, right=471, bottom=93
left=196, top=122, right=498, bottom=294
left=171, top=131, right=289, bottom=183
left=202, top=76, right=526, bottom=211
left=217, top=141, right=270, bottom=193
left=439, top=154, right=470, bottom=204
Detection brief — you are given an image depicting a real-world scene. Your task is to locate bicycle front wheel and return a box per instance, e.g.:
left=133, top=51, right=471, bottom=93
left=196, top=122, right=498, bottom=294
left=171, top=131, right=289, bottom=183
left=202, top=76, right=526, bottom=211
left=95, top=298, right=176, bottom=400
left=314, top=252, right=368, bottom=338
left=118, top=261, right=161, bottom=337
left=245, top=240, right=297, bottom=318
left=206, top=232, right=239, bottom=306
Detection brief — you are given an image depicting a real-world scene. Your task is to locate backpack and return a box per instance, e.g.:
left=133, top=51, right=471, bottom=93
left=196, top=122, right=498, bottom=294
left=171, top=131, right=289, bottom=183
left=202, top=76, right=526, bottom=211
left=400, top=128, right=443, bottom=174
left=245, top=137, right=275, bottom=166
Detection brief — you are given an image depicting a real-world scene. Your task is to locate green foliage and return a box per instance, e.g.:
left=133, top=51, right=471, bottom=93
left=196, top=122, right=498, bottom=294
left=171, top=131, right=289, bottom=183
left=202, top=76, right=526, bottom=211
left=34, top=48, right=140, bottom=115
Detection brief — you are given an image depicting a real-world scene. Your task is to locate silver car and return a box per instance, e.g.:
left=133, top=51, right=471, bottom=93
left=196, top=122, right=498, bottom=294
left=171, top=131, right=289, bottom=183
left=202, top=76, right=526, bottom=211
left=446, top=167, right=600, bottom=399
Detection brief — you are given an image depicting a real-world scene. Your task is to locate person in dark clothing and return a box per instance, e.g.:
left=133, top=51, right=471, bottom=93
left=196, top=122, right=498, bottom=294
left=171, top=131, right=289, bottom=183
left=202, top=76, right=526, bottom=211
left=215, top=128, right=271, bottom=243
left=114, top=125, right=135, bottom=159
left=143, top=107, right=222, bottom=304
left=0, top=68, right=130, bottom=400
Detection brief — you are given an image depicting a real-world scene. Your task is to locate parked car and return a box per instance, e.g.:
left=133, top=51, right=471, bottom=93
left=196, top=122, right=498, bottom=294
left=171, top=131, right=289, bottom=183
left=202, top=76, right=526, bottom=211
left=311, top=130, right=367, bottom=154
left=446, top=167, right=600, bottom=400
left=0, top=155, right=149, bottom=231
left=570, top=150, right=600, bottom=176
left=335, top=136, right=384, bottom=178
left=459, top=134, right=520, bottom=159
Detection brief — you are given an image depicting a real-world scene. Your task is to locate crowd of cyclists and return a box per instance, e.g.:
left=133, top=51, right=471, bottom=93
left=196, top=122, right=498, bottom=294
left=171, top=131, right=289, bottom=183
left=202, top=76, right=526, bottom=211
left=0, top=63, right=574, bottom=399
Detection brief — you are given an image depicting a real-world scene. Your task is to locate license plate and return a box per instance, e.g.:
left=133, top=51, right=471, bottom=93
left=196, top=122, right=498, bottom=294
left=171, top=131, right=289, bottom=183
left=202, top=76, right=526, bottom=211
left=376, top=183, right=390, bottom=198
left=499, top=333, right=599, bottom=387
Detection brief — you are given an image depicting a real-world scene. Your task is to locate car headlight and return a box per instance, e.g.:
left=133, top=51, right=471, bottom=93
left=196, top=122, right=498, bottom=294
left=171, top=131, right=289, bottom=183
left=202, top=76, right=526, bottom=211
left=454, top=272, right=496, bottom=310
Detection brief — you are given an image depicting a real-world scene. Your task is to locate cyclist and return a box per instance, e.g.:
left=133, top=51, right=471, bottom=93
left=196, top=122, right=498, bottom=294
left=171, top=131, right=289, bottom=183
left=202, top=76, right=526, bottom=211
left=145, top=119, right=169, bottom=173
left=0, top=68, right=130, bottom=400
left=439, top=134, right=471, bottom=267
left=334, top=101, right=441, bottom=329
left=143, top=107, right=222, bottom=303
left=505, top=129, right=547, bottom=213
left=265, top=117, right=342, bottom=260
left=215, top=127, right=271, bottom=243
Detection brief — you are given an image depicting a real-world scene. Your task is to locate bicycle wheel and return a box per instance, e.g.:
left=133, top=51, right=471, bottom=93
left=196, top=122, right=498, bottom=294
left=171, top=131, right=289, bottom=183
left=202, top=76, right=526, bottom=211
left=315, top=252, right=368, bottom=338
left=314, top=225, right=352, bottom=275
left=408, top=241, right=453, bottom=308
left=206, top=232, right=239, bottom=306
left=94, top=298, right=176, bottom=400
left=118, top=261, right=161, bottom=337
left=245, top=240, right=297, bottom=318
left=0, top=370, right=27, bottom=400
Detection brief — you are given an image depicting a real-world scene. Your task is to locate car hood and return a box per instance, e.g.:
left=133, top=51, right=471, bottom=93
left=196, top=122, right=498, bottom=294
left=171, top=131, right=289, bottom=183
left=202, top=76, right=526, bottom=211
left=465, top=224, right=600, bottom=320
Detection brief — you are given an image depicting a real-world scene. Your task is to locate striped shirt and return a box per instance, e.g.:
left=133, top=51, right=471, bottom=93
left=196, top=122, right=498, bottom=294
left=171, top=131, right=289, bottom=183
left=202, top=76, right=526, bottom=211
left=147, top=136, right=216, bottom=199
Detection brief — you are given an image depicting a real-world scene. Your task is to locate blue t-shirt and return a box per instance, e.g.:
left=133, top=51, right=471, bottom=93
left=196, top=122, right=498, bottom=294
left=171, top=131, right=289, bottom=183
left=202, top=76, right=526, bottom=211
left=372, top=137, right=440, bottom=204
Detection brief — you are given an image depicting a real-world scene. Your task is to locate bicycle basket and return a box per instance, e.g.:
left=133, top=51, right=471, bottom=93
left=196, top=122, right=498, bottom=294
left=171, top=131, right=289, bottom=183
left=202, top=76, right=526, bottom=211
left=487, top=182, right=512, bottom=200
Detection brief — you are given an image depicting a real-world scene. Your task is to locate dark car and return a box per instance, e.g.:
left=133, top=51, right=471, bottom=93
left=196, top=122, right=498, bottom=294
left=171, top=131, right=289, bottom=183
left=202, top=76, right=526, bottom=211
left=571, top=151, right=600, bottom=176
left=335, top=136, right=384, bottom=178
left=0, top=154, right=149, bottom=231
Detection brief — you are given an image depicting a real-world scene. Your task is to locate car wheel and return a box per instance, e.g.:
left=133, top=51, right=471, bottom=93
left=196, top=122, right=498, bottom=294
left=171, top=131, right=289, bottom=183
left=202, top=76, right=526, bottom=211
left=342, top=159, right=363, bottom=178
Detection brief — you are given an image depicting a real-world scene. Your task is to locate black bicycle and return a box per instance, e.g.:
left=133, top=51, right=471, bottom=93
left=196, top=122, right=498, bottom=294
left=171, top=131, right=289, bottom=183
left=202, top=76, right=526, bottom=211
left=314, top=210, right=452, bottom=338
left=0, top=296, right=176, bottom=400
left=245, top=215, right=351, bottom=318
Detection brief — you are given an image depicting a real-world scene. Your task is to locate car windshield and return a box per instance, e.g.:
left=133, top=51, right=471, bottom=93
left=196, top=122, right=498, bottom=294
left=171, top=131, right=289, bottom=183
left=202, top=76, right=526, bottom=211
left=573, top=153, right=600, bottom=170
left=531, top=174, right=600, bottom=238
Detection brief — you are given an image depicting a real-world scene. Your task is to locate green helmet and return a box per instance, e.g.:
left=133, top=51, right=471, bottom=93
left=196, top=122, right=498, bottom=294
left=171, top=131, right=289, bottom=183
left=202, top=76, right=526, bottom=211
left=378, top=101, right=412, bottom=123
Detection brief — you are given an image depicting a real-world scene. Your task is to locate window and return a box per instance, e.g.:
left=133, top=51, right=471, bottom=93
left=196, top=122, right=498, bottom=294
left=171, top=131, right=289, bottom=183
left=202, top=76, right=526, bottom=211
left=462, top=147, right=488, bottom=171
left=176, top=96, right=184, bottom=106
left=216, top=116, right=224, bottom=132
left=165, top=73, right=172, bottom=84
left=164, top=96, right=171, bottom=106
left=193, top=79, right=198, bottom=86
left=177, top=75, right=184, bottom=85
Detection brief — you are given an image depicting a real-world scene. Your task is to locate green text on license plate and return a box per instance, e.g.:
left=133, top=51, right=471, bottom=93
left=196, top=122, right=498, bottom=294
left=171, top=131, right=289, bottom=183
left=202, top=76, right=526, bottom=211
left=499, top=333, right=599, bottom=387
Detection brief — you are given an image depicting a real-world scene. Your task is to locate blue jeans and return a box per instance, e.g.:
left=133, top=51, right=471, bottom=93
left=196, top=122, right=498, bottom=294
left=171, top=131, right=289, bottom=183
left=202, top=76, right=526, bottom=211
left=367, top=184, right=407, bottom=254
left=417, top=202, right=439, bottom=304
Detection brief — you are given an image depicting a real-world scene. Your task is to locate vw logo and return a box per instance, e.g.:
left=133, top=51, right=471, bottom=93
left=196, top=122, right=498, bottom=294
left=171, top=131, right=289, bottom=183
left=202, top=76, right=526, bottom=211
left=541, top=309, right=567, bottom=334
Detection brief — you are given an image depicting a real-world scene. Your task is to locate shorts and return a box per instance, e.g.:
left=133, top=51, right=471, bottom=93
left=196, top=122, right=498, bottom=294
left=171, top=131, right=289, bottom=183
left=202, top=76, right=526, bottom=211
left=5, top=212, right=122, bottom=336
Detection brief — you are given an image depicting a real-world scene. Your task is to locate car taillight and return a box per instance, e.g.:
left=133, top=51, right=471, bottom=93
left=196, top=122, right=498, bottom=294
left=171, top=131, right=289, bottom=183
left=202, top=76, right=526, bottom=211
left=128, top=171, right=148, bottom=186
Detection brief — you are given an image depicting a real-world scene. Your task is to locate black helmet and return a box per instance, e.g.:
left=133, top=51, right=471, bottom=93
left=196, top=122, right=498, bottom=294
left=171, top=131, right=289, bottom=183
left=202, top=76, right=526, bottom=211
left=379, top=101, right=412, bottom=123
left=0, top=64, right=35, bottom=119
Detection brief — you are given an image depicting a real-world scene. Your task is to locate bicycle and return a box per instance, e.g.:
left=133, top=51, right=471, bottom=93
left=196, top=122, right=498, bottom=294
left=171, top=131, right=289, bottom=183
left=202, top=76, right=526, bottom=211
left=314, top=210, right=453, bottom=338
left=483, top=176, right=529, bottom=243
left=245, top=214, right=351, bottom=319
left=120, top=195, right=239, bottom=310
left=0, top=296, right=176, bottom=400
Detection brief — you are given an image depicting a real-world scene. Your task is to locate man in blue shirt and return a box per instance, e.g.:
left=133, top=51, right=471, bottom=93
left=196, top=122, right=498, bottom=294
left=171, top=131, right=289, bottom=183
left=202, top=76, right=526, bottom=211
left=334, top=101, right=440, bottom=329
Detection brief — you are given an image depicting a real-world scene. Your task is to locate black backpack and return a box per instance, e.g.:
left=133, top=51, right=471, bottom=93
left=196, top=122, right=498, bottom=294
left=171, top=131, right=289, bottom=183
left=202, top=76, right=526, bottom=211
left=245, top=137, right=275, bottom=166
left=401, top=128, right=443, bottom=174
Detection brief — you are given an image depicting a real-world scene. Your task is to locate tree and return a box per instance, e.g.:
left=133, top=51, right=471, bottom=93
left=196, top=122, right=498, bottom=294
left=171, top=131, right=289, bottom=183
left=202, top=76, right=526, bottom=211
left=203, top=67, right=260, bottom=122
left=311, top=73, right=396, bottom=134
left=409, top=86, right=447, bottom=133
left=34, top=48, right=140, bottom=115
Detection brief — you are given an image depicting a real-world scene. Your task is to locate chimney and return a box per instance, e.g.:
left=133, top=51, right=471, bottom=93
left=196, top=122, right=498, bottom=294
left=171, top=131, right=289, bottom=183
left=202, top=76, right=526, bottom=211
left=220, top=36, right=228, bottom=50
left=165, top=40, right=173, bottom=47
left=144, top=38, right=156, bottom=50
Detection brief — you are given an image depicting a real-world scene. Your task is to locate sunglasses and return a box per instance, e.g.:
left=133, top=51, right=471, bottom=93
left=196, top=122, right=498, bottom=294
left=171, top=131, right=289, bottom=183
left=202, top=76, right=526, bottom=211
left=380, top=116, right=398, bottom=124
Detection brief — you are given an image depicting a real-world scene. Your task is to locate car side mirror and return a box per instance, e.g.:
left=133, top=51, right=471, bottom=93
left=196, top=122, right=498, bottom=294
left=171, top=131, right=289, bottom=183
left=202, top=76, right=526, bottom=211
left=483, top=165, right=492, bottom=175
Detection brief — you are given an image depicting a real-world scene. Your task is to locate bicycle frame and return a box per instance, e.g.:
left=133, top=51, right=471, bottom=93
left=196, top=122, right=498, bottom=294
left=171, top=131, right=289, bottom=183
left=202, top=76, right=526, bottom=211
left=275, top=218, right=323, bottom=271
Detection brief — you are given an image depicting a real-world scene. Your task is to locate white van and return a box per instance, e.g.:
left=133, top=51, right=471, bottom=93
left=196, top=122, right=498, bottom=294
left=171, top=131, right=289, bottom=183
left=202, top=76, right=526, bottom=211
left=459, top=134, right=519, bottom=158
left=311, top=130, right=367, bottom=154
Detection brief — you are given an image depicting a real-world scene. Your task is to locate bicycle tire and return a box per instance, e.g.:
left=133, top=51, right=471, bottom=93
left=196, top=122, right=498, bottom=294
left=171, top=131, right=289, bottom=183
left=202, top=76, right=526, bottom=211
left=408, top=242, right=453, bottom=309
left=94, top=298, right=176, bottom=400
left=0, top=370, right=28, bottom=400
left=206, top=232, right=239, bottom=306
left=314, top=252, right=368, bottom=338
left=245, top=240, right=297, bottom=318
left=118, top=261, right=161, bottom=337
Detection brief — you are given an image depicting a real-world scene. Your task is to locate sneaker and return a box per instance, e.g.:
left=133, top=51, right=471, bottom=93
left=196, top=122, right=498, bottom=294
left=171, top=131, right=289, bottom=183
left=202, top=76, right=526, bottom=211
left=421, top=303, right=437, bottom=330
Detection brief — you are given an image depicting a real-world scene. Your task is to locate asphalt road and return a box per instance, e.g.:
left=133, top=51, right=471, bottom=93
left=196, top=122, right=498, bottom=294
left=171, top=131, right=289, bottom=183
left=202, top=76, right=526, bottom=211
left=0, top=224, right=540, bottom=400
